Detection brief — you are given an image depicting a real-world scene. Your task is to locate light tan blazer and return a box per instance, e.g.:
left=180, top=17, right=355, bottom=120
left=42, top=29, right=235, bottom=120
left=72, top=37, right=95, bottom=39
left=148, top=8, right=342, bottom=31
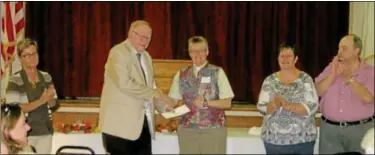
left=99, top=40, right=164, bottom=140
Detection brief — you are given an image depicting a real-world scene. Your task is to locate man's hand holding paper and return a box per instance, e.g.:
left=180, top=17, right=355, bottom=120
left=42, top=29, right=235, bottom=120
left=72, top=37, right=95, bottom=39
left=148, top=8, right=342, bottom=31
left=161, top=104, right=190, bottom=119
left=153, top=89, right=178, bottom=113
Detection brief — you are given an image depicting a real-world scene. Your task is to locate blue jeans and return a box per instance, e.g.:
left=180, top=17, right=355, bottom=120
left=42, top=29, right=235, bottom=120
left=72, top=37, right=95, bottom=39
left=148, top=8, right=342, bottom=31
left=264, top=141, right=315, bottom=155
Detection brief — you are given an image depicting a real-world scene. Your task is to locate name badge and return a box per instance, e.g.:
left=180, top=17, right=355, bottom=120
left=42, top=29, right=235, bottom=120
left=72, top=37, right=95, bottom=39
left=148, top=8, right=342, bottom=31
left=201, top=77, right=211, bottom=83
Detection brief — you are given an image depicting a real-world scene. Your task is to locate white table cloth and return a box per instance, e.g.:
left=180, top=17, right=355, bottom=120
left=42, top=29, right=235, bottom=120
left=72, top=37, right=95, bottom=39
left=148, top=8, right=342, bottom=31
left=51, top=128, right=319, bottom=154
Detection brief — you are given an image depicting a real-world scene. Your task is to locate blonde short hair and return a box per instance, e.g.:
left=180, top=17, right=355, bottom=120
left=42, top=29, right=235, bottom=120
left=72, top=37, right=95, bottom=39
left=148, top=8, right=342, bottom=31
left=16, top=38, right=38, bottom=57
left=1, top=104, right=25, bottom=154
left=188, top=36, right=209, bottom=51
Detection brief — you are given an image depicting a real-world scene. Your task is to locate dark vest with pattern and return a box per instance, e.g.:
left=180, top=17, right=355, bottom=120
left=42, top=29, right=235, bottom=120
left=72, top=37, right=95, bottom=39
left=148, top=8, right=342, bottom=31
left=178, top=63, right=226, bottom=129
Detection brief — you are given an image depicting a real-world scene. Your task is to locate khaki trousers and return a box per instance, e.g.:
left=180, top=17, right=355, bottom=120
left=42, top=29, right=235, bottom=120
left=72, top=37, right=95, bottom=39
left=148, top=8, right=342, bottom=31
left=28, top=134, right=52, bottom=154
left=177, top=125, right=227, bottom=154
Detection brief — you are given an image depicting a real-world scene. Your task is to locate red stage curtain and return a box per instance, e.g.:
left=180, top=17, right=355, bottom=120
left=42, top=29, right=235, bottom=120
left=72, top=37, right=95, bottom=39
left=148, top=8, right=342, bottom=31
left=25, top=2, right=349, bottom=104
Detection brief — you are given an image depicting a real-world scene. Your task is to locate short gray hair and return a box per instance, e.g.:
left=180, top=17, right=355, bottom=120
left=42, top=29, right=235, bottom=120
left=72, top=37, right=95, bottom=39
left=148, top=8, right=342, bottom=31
left=128, top=20, right=151, bottom=33
left=188, top=36, right=209, bottom=52
left=348, top=34, right=362, bottom=53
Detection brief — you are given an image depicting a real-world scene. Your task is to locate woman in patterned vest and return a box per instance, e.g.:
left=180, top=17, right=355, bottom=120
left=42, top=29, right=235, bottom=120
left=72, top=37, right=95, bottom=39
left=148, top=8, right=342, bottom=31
left=5, top=38, right=59, bottom=154
left=257, top=44, right=319, bottom=154
left=168, top=36, right=235, bottom=154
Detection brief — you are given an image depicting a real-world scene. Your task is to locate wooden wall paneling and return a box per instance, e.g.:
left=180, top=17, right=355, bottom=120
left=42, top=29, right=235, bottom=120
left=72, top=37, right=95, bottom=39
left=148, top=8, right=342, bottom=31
left=54, top=60, right=322, bottom=129
left=52, top=112, right=99, bottom=127
left=153, top=59, right=192, bottom=93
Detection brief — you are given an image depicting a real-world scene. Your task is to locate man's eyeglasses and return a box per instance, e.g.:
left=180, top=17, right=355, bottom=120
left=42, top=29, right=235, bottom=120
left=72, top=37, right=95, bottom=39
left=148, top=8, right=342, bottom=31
left=133, top=30, right=151, bottom=41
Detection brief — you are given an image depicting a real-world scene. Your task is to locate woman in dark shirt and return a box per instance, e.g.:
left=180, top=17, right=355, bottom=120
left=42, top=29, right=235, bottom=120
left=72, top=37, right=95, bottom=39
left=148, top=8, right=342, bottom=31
left=6, top=38, right=59, bottom=154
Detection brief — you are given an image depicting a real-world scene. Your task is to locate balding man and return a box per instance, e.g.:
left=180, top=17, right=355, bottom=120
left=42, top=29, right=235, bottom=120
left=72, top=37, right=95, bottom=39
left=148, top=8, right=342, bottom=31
left=99, top=20, right=175, bottom=155
left=315, top=34, right=374, bottom=154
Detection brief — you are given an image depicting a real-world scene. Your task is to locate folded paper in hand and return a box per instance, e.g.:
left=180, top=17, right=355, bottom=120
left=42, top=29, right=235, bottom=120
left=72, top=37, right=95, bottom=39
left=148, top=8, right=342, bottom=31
left=161, top=104, right=190, bottom=119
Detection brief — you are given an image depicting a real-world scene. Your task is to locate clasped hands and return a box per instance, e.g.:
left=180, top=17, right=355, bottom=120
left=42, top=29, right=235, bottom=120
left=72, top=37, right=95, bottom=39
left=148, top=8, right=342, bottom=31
left=331, top=56, right=354, bottom=81
left=39, top=85, right=56, bottom=106
left=267, top=94, right=288, bottom=114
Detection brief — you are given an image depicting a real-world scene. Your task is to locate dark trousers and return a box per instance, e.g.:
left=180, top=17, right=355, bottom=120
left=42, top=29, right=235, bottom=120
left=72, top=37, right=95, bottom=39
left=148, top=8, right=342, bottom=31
left=264, top=141, right=315, bottom=155
left=102, top=115, right=151, bottom=155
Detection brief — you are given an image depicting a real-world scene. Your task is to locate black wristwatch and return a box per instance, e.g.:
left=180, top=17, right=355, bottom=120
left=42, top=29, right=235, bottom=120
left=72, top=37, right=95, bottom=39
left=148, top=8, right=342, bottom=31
left=203, top=98, right=208, bottom=108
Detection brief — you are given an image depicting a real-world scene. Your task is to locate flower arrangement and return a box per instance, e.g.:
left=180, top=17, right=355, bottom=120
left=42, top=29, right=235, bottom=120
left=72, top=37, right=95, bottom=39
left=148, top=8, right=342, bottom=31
left=155, top=115, right=178, bottom=133
left=54, top=120, right=100, bottom=134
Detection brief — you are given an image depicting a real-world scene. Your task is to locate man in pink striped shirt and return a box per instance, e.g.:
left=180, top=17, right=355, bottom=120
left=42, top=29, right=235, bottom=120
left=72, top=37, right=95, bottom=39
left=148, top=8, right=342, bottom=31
left=315, top=34, right=374, bottom=154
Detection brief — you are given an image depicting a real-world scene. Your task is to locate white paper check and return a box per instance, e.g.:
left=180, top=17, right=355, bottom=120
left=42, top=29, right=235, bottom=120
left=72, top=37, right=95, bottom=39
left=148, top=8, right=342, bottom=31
left=161, top=104, right=190, bottom=119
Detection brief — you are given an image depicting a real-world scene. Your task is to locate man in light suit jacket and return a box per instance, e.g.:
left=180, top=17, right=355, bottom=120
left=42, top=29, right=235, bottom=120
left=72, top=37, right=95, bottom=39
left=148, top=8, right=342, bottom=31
left=99, top=20, right=174, bottom=155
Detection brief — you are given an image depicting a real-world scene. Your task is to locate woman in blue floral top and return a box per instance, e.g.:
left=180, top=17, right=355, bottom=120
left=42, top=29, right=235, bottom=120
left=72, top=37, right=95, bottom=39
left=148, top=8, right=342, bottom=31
left=257, top=44, right=319, bottom=154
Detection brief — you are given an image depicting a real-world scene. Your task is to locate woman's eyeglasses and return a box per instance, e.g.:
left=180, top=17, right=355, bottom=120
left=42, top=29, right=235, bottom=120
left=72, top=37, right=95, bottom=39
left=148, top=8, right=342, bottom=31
left=21, top=51, right=38, bottom=59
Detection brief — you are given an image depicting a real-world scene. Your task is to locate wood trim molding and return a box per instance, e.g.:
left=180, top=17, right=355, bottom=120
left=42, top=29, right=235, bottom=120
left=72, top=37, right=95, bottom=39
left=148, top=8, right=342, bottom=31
left=364, top=54, right=374, bottom=61
left=58, top=100, right=259, bottom=112
left=60, top=102, right=100, bottom=108
left=52, top=112, right=321, bottom=128
left=54, top=100, right=322, bottom=129
left=153, top=59, right=192, bottom=63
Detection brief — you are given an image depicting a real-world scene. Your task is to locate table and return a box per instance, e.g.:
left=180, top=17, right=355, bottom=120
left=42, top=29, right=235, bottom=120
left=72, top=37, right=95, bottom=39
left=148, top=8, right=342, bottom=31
left=51, top=128, right=319, bottom=154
